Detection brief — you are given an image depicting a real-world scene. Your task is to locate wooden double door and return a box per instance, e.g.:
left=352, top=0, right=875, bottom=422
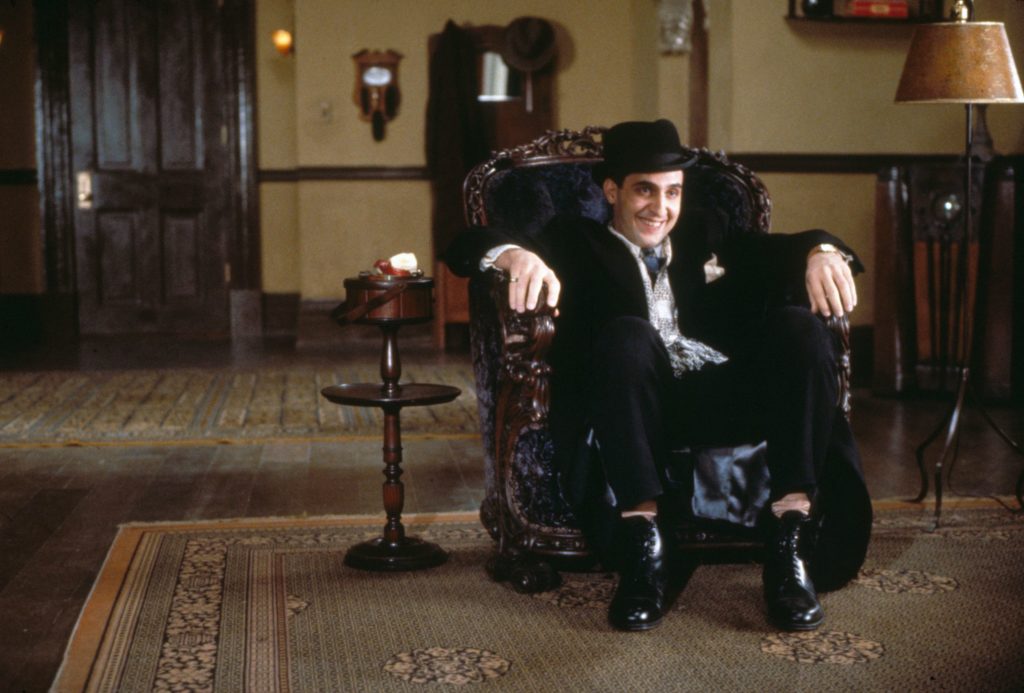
left=43, top=0, right=257, bottom=335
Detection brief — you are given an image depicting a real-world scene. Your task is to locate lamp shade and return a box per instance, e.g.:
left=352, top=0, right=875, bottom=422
left=895, top=22, right=1024, bottom=103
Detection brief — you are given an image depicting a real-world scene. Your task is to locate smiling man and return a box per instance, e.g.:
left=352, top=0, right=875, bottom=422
left=446, top=120, right=872, bottom=633
left=605, top=169, right=682, bottom=248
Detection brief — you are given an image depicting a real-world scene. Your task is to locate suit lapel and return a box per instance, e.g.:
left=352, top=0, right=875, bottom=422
left=578, top=220, right=647, bottom=313
left=570, top=217, right=713, bottom=320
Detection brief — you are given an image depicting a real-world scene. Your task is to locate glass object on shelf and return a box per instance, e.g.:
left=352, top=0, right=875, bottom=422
left=801, top=0, right=833, bottom=18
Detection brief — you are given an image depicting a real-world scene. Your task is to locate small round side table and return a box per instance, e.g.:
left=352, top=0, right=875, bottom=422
left=321, top=275, right=460, bottom=571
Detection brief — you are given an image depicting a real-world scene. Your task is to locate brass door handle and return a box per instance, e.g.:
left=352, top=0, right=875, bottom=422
left=76, top=170, right=93, bottom=209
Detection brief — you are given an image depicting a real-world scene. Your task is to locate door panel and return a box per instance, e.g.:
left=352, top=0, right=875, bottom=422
left=163, top=214, right=201, bottom=300
left=158, top=2, right=203, bottom=171
left=70, top=0, right=230, bottom=334
left=94, top=1, right=138, bottom=170
left=96, top=211, right=143, bottom=303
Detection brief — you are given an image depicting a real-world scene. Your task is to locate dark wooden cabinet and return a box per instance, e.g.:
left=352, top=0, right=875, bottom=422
left=872, top=158, right=1021, bottom=400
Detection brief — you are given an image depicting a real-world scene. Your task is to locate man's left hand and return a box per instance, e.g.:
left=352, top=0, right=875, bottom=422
left=806, top=249, right=857, bottom=318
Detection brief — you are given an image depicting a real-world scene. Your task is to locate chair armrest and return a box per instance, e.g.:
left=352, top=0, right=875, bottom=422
left=823, top=314, right=852, bottom=418
left=489, top=272, right=556, bottom=429
left=488, top=271, right=579, bottom=550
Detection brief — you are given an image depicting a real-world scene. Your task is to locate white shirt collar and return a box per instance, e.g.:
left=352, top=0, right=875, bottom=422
left=606, top=224, right=673, bottom=265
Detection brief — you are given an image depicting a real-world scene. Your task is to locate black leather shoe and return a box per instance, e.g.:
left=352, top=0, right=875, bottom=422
left=608, top=516, right=667, bottom=631
left=763, top=510, right=824, bottom=631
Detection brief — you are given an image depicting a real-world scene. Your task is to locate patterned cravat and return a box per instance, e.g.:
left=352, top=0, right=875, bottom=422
left=641, top=247, right=664, bottom=282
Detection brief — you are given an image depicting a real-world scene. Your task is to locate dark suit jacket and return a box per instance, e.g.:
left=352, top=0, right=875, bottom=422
left=449, top=210, right=858, bottom=436
left=447, top=213, right=872, bottom=588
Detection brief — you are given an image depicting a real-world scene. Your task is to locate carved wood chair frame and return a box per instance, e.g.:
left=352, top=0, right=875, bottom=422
left=462, top=127, right=851, bottom=590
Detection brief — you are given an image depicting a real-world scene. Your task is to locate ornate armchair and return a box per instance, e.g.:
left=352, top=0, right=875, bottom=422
left=461, top=127, right=851, bottom=592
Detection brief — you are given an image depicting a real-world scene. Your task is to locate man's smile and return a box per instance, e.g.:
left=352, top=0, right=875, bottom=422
left=638, top=216, right=666, bottom=229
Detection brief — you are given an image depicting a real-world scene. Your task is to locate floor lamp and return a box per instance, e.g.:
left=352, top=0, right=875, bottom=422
left=894, top=0, right=1023, bottom=527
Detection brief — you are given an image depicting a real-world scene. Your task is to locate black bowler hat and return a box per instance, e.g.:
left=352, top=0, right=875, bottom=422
left=592, top=119, right=698, bottom=185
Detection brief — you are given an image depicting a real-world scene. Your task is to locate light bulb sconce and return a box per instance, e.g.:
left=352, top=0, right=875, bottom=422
left=271, top=29, right=294, bottom=56
left=352, top=49, right=402, bottom=142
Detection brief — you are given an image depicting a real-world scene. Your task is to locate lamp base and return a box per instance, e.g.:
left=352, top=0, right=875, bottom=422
left=913, top=365, right=1024, bottom=528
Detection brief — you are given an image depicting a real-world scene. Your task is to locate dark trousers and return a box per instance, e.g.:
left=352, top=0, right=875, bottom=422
left=584, top=307, right=842, bottom=511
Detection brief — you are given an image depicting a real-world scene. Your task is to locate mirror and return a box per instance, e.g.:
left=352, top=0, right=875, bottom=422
left=478, top=51, right=522, bottom=102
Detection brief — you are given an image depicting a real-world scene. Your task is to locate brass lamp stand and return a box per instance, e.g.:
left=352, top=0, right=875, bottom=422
left=894, top=0, right=1024, bottom=527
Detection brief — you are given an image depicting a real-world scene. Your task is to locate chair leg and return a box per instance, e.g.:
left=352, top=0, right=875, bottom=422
left=482, top=494, right=562, bottom=592
left=486, top=547, right=562, bottom=594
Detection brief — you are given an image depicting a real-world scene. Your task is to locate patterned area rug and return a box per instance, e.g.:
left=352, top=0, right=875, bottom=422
left=0, top=365, right=478, bottom=446
left=54, top=503, right=1024, bottom=692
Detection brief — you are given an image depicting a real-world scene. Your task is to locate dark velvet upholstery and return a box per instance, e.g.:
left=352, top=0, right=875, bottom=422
left=462, top=128, right=850, bottom=592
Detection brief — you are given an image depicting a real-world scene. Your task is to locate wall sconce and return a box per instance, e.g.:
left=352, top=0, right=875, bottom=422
left=352, top=49, right=402, bottom=142
left=271, top=29, right=294, bottom=56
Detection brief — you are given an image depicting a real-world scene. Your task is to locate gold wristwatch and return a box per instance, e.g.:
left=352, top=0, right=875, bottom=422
left=809, top=243, right=854, bottom=264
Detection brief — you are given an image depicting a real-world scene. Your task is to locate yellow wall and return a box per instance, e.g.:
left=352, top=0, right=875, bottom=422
left=706, top=0, right=1024, bottom=326
left=259, top=183, right=301, bottom=294
left=762, top=173, right=878, bottom=324
left=286, top=0, right=658, bottom=166
left=256, top=0, right=669, bottom=298
left=258, top=0, right=1024, bottom=310
left=257, top=0, right=298, bottom=170
left=296, top=181, right=432, bottom=298
left=710, top=1, right=1024, bottom=154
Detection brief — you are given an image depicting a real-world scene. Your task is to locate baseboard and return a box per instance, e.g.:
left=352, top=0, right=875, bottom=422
left=229, top=289, right=263, bottom=338
left=0, top=294, right=44, bottom=344
left=0, top=293, right=77, bottom=345
left=262, top=292, right=300, bottom=338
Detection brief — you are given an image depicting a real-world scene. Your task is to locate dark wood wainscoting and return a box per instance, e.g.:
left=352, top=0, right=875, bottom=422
left=258, top=167, right=429, bottom=182
left=730, top=153, right=960, bottom=173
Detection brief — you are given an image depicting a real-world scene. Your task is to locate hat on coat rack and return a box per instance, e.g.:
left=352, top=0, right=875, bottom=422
left=500, top=17, right=556, bottom=72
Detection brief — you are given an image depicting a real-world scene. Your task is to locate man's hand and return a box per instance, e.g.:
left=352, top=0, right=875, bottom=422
left=805, top=248, right=857, bottom=318
left=493, top=248, right=561, bottom=313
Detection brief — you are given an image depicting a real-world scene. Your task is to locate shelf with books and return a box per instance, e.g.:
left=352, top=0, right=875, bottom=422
left=786, top=0, right=944, bottom=23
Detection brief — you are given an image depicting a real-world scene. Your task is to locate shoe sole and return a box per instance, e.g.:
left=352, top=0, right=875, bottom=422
left=769, top=616, right=824, bottom=632
left=609, top=616, right=664, bottom=632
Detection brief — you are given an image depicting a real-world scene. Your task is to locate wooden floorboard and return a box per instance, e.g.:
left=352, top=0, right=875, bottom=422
left=129, top=446, right=216, bottom=523
left=0, top=455, right=73, bottom=534
left=0, top=488, right=88, bottom=593
left=0, top=451, right=163, bottom=690
left=183, top=444, right=261, bottom=520
left=305, top=439, right=408, bottom=516
left=246, top=453, right=312, bottom=518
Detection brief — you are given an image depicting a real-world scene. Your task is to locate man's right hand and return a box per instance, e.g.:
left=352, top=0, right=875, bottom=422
left=493, top=248, right=561, bottom=313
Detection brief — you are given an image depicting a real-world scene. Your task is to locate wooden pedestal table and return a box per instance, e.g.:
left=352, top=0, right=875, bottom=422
left=322, top=275, right=460, bottom=571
